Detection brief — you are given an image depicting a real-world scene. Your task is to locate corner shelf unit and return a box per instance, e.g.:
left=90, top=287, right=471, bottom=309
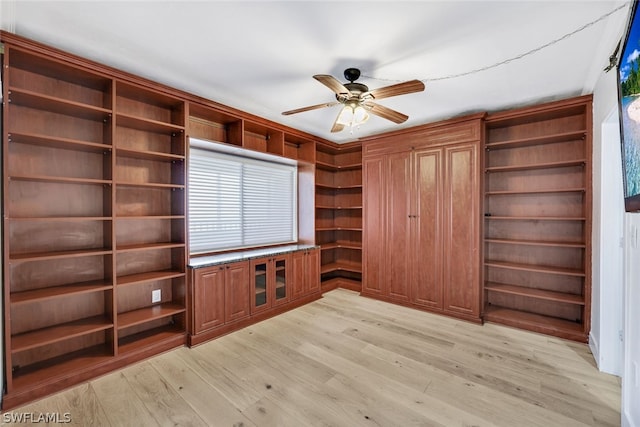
left=315, top=142, right=363, bottom=292
left=482, top=95, right=592, bottom=342
left=2, top=41, right=187, bottom=407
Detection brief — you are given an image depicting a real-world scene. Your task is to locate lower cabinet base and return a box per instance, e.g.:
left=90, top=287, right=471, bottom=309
left=321, top=278, right=362, bottom=294
left=359, top=291, right=483, bottom=325
left=188, top=292, right=322, bottom=347
left=2, top=333, right=186, bottom=411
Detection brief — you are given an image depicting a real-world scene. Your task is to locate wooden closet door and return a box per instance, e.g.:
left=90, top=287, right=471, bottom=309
left=386, top=151, right=412, bottom=302
left=443, top=142, right=480, bottom=317
left=412, top=148, right=444, bottom=309
left=362, top=157, right=386, bottom=296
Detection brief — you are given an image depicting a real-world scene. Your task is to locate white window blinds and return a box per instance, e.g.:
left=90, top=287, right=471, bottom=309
left=188, top=144, right=297, bottom=254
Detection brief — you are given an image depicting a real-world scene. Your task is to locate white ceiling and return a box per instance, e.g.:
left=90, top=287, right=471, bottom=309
left=0, top=1, right=632, bottom=143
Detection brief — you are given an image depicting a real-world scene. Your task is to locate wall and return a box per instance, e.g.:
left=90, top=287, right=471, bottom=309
left=624, top=215, right=640, bottom=427
left=591, top=5, right=640, bottom=424
left=591, top=73, right=625, bottom=376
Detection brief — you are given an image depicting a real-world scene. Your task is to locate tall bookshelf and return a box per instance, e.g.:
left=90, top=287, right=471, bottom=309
left=113, top=81, right=187, bottom=353
left=483, top=95, right=592, bottom=342
left=315, top=142, right=363, bottom=292
left=2, top=37, right=187, bottom=408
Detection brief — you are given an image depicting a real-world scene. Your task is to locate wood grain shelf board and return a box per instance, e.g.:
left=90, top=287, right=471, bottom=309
left=9, top=88, right=112, bottom=121
left=315, top=227, right=363, bottom=231
left=11, top=280, right=113, bottom=305
left=8, top=216, right=112, bottom=222
left=8, top=132, right=112, bottom=153
left=485, top=260, right=585, bottom=277
left=117, top=270, right=185, bottom=287
left=116, top=113, right=184, bottom=134
left=116, top=148, right=184, bottom=162
left=321, top=261, right=362, bottom=274
left=316, top=205, right=363, bottom=210
left=315, top=183, right=363, bottom=190
left=484, top=216, right=586, bottom=221
left=117, top=324, right=185, bottom=355
left=116, top=242, right=185, bottom=252
left=321, top=242, right=362, bottom=250
left=115, top=181, right=185, bottom=189
left=484, top=238, right=585, bottom=248
left=484, top=305, right=583, bottom=334
left=485, top=130, right=587, bottom=150
left=9, top=174, right=111, bottom=186
left=11, top=316, right=113, bottom=353
left=115, top=215, right=185, bottom=220
left=9, top=247, right=112, bottom=263
left=118, top=303, right=186, bottom=330
left=485, top=159, right=586, bottom=173
left=11, top=345, right=113, bottom=391
left=485, top=188, right=585, bottom=196
left=315, top=161, right=362, bottom=171
left=484, top=282, right=585, bottom=305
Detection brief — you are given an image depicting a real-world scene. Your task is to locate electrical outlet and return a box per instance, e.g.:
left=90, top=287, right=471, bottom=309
left=151, top=289, right=161, bottom=304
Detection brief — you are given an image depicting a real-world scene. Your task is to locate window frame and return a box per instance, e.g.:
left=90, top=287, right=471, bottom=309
left=188, top=138, right=299, bottom=255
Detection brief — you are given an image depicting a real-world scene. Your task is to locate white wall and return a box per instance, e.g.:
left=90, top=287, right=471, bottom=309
left=623, top=215, right=640, bottom=427
left=592, top=28, right=640, bottom=426
left=591, top=62, right=625, bottom=376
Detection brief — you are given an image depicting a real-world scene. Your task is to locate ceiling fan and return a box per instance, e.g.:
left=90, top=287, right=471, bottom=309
left=282, top=68, right=425, bottom=133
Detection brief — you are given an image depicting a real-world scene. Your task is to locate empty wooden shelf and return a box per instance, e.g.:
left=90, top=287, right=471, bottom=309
left=483, top=95, right=592, bottom=341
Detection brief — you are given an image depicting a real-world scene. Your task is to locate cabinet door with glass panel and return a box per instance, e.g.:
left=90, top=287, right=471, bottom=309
left=250, top=253, right=292, bottom=313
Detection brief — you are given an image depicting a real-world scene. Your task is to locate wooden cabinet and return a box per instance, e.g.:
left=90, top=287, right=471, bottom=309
left=362, top=116, right=483, bottom=322
left=192, top=261, right=250, bottom=334
left=251, top=254, right=292, bottom=313
left=315, top=143, right=363, bottom=292
left=483, top=95, right=592, bottom=342
left=292, top=248, right=321, bottom=299
left=188, top=246, right=321, bottom=345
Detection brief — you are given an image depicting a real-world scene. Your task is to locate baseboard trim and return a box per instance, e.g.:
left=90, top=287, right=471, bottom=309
left=589, top=331, right=600, bottom=369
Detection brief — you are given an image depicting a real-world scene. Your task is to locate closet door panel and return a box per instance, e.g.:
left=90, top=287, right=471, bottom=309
left=412, top=148, right=443, bottom=308
left=362, top=157, right=385, bottom=295
left=443, top=143, right=480, bottom=316
left=386, top=151, right=412, bottom=302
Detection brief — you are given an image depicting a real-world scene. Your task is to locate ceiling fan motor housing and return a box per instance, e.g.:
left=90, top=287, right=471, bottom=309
left=344, top=67, right=361, bottom=82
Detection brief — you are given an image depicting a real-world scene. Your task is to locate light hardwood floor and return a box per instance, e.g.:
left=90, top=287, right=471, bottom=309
left=3, top=289, right=621, bottom=426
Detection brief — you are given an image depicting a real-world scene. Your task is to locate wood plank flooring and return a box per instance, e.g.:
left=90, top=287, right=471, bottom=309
left=2, top=289, right=621, bottom=426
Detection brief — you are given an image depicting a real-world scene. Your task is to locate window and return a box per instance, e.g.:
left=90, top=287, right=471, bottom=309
left=188, top=139, right=298, bottom=254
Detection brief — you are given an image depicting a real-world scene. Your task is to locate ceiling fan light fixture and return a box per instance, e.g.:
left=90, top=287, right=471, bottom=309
left=336, top=104, right=369, bottom=127
left=353, top=105, right=370, bottom=124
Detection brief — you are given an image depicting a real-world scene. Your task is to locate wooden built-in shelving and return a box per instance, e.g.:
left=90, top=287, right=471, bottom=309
left=315, top=142, right=363, bottom=292
left=2, top=37, right=187, bottom=409
left=0, top=30, right=333, bottom=409
left=483, top=95, right=592, bottom=341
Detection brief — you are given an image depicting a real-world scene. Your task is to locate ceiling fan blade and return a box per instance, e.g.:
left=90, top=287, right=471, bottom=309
left=330, top=110, right=345, bottom=133
left=366, top=102, right=409, bottom=124
left=313, top=74, right=352, bottom=97
left=368, top=80, right=425, bottom=100
left=282, top=101, right=339, bottom=116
